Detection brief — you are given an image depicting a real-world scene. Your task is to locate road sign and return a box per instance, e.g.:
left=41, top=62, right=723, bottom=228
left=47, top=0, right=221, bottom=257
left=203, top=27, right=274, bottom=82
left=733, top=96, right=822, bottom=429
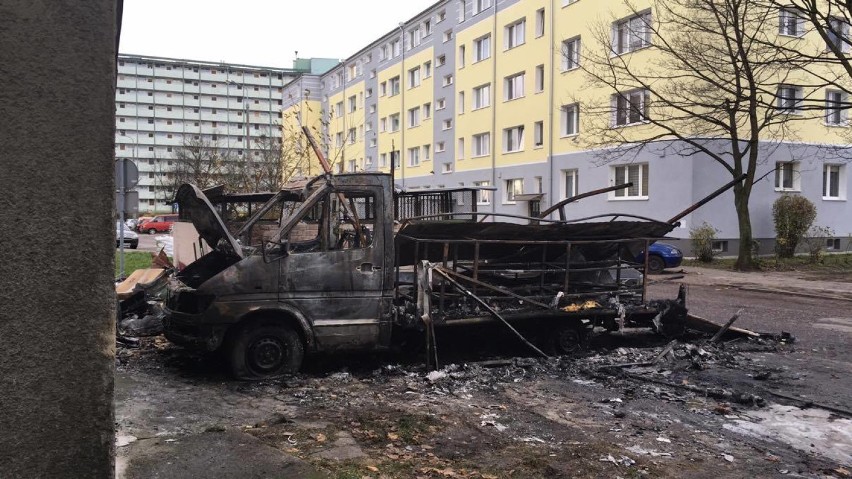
left=116, top=190, right=139, bottom=216
left=115, top=158, right=139, bottom=190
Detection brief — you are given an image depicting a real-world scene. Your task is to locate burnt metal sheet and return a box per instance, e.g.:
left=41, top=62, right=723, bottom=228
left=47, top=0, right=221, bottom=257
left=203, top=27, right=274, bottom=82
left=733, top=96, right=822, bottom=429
left=175, top=184, right=243, bottom=258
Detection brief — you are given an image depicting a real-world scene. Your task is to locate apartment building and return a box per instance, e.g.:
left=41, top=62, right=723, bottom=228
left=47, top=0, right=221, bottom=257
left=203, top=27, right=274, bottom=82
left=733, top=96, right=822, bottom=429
left=281, top=0, right=851, bottom=253
left=115, top=54, right=337, bottom=213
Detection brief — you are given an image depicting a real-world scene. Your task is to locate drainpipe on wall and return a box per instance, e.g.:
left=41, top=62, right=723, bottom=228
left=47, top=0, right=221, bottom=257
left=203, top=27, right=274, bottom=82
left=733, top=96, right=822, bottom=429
left=490, top=0, right=498, bottom=214
left=547, top=0, right=556, bottom=217
left=399, top=22, right=406, bottom=188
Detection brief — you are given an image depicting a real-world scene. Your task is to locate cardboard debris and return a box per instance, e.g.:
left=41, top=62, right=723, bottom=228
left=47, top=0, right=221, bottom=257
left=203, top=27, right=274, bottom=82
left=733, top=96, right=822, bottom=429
left=116, top=268, right=168, bottom=300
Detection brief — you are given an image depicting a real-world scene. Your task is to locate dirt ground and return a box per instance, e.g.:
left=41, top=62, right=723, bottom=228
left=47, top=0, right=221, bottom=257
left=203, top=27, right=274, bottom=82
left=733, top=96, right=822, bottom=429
left=115, top=283, right=852, bottom=478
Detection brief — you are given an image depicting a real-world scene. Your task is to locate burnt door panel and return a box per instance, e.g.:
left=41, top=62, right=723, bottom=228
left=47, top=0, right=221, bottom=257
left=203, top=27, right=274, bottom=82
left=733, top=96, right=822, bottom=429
left=278, top=189, right=386, bottom=350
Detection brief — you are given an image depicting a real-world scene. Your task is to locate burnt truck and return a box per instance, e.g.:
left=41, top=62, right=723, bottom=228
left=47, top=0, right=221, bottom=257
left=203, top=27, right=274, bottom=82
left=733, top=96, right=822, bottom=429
left=164, top=172, right=742, bottom=380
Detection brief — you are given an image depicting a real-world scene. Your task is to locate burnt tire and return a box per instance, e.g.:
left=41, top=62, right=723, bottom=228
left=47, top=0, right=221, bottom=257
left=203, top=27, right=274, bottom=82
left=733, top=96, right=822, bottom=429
left=646, top=255, right=666, bottom=274
left=551, top=323, right=586, bottom=356
left=228, top=323, right=304, bottom=380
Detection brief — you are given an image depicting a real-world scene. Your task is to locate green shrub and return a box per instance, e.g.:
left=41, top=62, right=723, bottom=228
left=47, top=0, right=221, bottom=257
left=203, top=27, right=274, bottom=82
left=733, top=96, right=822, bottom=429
left=690, top=222, right=719, bottom=262
left=772, top=195, right=816, bottom=258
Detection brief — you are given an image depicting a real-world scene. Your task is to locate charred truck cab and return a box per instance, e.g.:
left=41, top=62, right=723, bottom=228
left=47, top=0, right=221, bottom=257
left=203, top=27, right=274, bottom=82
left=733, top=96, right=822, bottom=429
left=165, top=172, right=743, bottom=380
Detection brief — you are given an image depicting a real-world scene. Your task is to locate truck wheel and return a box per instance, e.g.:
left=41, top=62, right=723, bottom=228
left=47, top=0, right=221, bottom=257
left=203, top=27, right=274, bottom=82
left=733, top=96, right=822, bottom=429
left=229, top=323, right=304, bottom=380
left=647, top=255, right=666, bottom=274
left=552, top=324, right=585, bottom=355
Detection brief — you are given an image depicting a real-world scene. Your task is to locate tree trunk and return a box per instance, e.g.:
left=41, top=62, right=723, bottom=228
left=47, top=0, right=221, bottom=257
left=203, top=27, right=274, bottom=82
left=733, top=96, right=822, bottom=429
left=733, top=184, right=756, bottom=271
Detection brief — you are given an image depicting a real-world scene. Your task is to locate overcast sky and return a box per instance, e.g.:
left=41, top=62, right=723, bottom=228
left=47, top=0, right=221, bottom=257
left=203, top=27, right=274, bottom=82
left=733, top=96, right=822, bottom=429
left=119, top=0, right=437, bottom=68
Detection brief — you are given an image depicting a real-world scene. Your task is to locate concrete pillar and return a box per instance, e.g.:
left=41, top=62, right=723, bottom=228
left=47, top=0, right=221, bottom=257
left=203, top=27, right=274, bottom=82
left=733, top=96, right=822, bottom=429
left=0, top=1, right=117, bottom=477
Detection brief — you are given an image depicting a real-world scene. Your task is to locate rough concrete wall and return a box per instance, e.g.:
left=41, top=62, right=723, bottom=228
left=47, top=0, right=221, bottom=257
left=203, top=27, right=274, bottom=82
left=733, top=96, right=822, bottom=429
left=0, top=1, right=117, bottom=477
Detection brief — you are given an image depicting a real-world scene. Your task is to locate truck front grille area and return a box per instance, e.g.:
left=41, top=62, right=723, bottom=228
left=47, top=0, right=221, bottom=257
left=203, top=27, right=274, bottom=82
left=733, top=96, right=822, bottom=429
left=167, top=289, right=216, bottom=315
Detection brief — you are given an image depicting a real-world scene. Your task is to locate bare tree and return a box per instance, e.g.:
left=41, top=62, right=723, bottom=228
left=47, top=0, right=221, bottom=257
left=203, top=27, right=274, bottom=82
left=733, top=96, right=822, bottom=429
left=281, top=108, right=325, bottom=182
left=171, top=134, right=230, bottom=190
left=221, top=125, right=284, bottom=193
left=572, top=0, right=827, bottom=270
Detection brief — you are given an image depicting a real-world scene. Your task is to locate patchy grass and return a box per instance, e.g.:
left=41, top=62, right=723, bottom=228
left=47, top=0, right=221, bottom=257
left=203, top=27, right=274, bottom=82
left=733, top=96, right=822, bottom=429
left=685, top=253, right=852, bottom=275
left=116, top=251, right=153, bottom=278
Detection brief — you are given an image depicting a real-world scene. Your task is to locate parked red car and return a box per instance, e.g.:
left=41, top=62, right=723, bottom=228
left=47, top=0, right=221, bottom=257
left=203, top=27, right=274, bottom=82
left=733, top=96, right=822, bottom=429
left=139, top=214, right=178, bottom=234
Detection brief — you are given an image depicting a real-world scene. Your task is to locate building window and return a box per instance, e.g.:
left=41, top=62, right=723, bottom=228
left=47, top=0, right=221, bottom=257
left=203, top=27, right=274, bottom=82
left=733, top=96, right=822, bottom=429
left=535, top=8, right=545, bottom=37
left=474, top=180, right=491, bottom=204
left=474, top=34, right=491, bottom=62
left=458, top=0, right=466, bottom=22
left=503, top=125, right=525, bottom=152
left=473, top=83, right=491, bottom=109
left=423, top=61, right=432, bottom=78
left=823, top=164, right=844, bottom=199
left=712, top=241, right=729, bottom=253
left=779, top=8, right=803, bottom=37
left=390, top=76, right=401, bottom=96
left=613, top=11, right=652, bottom=54
left=437, top=9, right=446, bottom=23
left=827, top=238, right=842, bottom=250
left=423, top=144, right=431, bottom=161
left=443, top=119, right=453, bottom=130
left=612, top=164, right=649, bottom=199
left=408, top=107, right=421, bottom=127
left=458, top=45, right=466, bottom=67
left=562, top=103, right=580, bottom=135
left=335, top=101, right=344, bottom=117
left=457, top=137, right=465, bottom=159
left=390, top=113, right=400, bottom=132
left=392, top=39, right=401, bottom=57
left=436, top=141, right=445, bottom=152
left=442, top=162, right=453, bottom=173
left=505, top=178, right=523, bottom=203
left=348, top=128, right=356, bottom=144
left=408, top=66, right=421, bottom=88
left=408, top=147, right=420, bottom=166
left=473, top=0, right=492, bottom=15
left=380, top=153, right=388, bottom=167
left=380, top=81, right=387, bottom=96
left=534, top=121, right=544, bottom=147
left=504, top=19, right=526, bottom=50
left=563, top=169, right=579, bottom=198
left=562, top=37, right=581, bottom=71
left=472, top=132, right=490, bottom=156
left=535, top=65, right=545, bottom=93
left=777, top=85, right=803, bottom=114
left=827, top=17, right=850, bottom=52
left=504, top=72, right=525, bottom=101
left=826, top=90, right=848, bottom=125
left=458, top=91, right=465, bottom=113
left=443, top=74, right=454, bottom=87
left=437, top=98, right=446, bottom=110
left=423, top=102, right=432, bottom=119
left=437, top=54, right=446, bottom=67
left=348, top=95, right=357, bottom=113
left=443, top=30, right=453, bottom=42
left=612, top=89, right=649, bottom=126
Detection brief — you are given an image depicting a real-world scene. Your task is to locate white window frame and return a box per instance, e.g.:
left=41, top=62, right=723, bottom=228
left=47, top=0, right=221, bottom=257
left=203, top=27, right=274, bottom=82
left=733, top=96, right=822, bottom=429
left=823, top=164, right=845, bottom=199
left=779, top=8, right=804, bottom=37
left=535, top=8, right=545, bottom=37
left=504, top=72, right=525, bottom=101
left=826, top=90, right=848, bottom=125
left=503, top=125, right=525, bottom=153
left=457, top=138, right=465, bottom=159
left=389, top=76, right=401, bottom=96
left=408, top=66, right=421, bottom=88
left=504, top=178, right=523, bottom=204
left=390, top=113, right=400, bottom=132
left=613, top=11, right=652, bottom=54
left=473, top=0, right=492, bottom=15
left=504, top=19, right=526, bottom=50
left=348, top=95, right=357, bottom=113
left=563, top=169, right=579, bottom=199
left=534, top=121, right=544, bottom=147
left=408, top=147, right=420, bottom=167
left=777, top=85, right=803, bottom=114
left=474, top=180, right=491, bottom=204
left=423, top=144, right=431, bottom=161
left=423, top=102, right=432, bottom=119
left=408, top=107, right=421, bottom=128
left=474, top=34, right=491, bottom=62
left=611, top=163, right=649, bottom=199
left=436, top=141, right=446, bottom=152
left=443, top=74, right=454, bottom=87
left=561, top=103, right=580, bottom=136
left=561, top=37, right=581, bottom=71
left=473, top=83, right=491, bottom=109
left=436, top=98, right=447, bottom=110
left=458, top=91, right=465, bottom=113
left=472, top=132, right=490, bottom=157
left=774, top=161, right=800, bottom=191
left=827, top=17, right=850, bottom=52
left=612, top=89, right=649, bottom=127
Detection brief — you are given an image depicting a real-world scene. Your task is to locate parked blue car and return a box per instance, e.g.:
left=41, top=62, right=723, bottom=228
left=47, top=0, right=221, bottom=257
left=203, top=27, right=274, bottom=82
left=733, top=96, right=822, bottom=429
left=635, top=242, right=683, bottom=274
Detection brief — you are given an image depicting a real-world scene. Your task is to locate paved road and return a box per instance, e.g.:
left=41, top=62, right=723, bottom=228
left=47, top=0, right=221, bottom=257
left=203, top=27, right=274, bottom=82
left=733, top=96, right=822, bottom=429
left=116, top=231, right=166, bottom=254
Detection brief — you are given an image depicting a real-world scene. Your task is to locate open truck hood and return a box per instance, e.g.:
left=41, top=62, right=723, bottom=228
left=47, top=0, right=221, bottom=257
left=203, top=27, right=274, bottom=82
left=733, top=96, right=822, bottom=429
left=175, top=184, right=243, bottom=259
